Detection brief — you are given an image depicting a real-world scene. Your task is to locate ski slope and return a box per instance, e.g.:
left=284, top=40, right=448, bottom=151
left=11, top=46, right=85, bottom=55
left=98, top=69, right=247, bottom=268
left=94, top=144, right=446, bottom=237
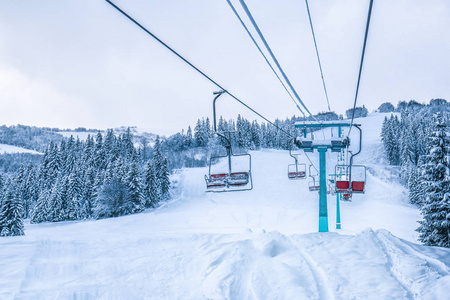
left=0, top=144, right=41, bottom=155
left=1, top=113, right=450, bottom=299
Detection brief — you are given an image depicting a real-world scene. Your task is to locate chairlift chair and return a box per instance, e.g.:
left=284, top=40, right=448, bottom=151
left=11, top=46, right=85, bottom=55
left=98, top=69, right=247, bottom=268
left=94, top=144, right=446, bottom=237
left=288, top=148, right=306, bottom=180
left=204, top=91, right=253, bottom=192
left=308, top=165, right=320, bottom=191
left=204, top=133, right=253, bottom=192
left=335, top=164, right=366, bottom=194
left=335, top=125, right=366, bottom=197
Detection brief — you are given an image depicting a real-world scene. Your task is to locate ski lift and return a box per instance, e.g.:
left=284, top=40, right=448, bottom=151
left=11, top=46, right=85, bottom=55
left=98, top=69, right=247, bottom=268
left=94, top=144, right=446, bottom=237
left=288, top=146, right=306, bottom=180
left=334, top=125, right=366, bottom=195
left=335, top=165, right=366, bottom=194
left=204, top=91, right=253, bottom=192
left=308, top=165, right=320, bottom=191
left=205, top=145, right=252, bottom=192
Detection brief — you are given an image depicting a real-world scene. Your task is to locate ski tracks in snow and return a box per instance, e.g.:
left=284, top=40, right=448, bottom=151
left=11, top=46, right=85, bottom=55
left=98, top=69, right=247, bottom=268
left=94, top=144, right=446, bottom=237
left=371, top=231, right=415, bottom=299
left=288, top=236, right=335, bottom=300
left=199, top=231, right=334, bottom=300
left=373, top=230, right=450, bottom=299
left=15, top=239, right=89, bottom=299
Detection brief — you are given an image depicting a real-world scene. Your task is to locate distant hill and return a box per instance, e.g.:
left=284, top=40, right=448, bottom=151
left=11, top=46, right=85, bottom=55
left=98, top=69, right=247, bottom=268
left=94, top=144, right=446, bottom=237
left=0, top=124, right=160, bottom=174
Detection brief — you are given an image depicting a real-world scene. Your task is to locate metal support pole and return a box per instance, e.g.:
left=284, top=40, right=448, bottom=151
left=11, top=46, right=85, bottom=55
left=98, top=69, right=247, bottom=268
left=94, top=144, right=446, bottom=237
left=336, top=129, right=342, bottom=229
left=227, top=146, right=232, bottom=176
left=212, top=90, right=225, bottom=132
left=336, top=193, right=341, bottom=229
left=318, top=147, right=328, bottom=232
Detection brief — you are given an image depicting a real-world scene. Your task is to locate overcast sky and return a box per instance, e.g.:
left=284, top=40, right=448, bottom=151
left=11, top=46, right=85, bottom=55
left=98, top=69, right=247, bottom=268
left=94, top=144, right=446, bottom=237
left=0, top=0, right=449, bottom=135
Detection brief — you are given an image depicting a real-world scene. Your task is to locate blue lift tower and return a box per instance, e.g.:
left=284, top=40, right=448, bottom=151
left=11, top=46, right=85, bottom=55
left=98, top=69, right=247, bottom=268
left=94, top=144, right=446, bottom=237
left=294, top=121, right=359, bottom=232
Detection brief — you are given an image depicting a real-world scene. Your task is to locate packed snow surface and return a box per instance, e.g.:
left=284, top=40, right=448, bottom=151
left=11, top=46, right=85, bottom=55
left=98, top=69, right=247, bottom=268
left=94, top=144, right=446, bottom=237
left=0, top=144, right=41, bottom=155
left=2, top=113, right=450, bottom=299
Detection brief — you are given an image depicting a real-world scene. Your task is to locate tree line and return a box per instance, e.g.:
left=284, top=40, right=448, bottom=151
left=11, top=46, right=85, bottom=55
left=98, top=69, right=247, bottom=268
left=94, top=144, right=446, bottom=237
left=159, top=110, right=352, bottom=170
left=0, top=129, right=170, bottom=236
left=380, top=99, right=450, bottom=247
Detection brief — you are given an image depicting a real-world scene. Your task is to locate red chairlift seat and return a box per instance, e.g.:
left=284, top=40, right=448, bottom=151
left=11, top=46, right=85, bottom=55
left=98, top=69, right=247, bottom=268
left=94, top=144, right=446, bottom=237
left=205, top=173, right=227, bottom=189
left=334, top=165, right=366, bottom=194
left=351, top=181, right=365, bottom=193
left=308, top=181, right=320, bottom=191
left=288, top=171, right=306, bottom=179
left=308, top=165, right=320, bottom=191
left=336, top=180, right=350, bottom=193
left=287, top=149, right=307, bottom=180
left=228, top=172, right=250, bottom=186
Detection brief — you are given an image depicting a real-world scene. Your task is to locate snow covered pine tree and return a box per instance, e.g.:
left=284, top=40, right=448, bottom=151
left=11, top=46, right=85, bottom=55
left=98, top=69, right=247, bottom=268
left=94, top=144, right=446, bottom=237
left=417, top=113, right=450, bottom=247
left=0, top=181, right=25, bottom=237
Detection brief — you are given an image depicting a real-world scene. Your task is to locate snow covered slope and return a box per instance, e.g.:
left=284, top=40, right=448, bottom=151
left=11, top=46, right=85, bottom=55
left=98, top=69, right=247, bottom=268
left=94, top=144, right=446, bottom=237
left=1, top=113, right=450, bottom=299
left=0, top=143, right=41, bottom=155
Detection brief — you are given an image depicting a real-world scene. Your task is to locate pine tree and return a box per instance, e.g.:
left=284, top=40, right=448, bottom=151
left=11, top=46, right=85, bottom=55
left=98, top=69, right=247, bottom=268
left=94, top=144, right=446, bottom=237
left=80, top=167, right=95, bottom=219
left=194, top=119, right=208, bottom=147
left=93, top=177, right=128, bottom=219
left=143, top=161, right=159, bottom=207
left=205, top=117, right=211, bottom=139
left=125, top=161, right=144, bottom=214
left=381, top=115, right=401, bottom=165
left=0, top=174, right=4, bottom=196
left=21, top=164, right=36, bottom=218
left=408, top=165, right=424, bottom=205
left=66, top=172, right=81, bottom=220
left=0, top=183, right=25, bottom=237
left=94, top=132, right=106, bottom=170
left=183, top=126, right=193, bottom=149
left=31, top=189, right=50, bottom=223
left=82, top=134, right=95, bottom=165
left=104, top=129, right=118, bottom=163
left=251, top=120, right=261, bottom=150
left=417, top=113, right=450, bottom=247
left=122, top=128, right=136, bottom=159
left=63, top=135, right=77, bottom=174
left=160, top=157, right=171, bottom=200
left=48, top=176, right=65, bottom=222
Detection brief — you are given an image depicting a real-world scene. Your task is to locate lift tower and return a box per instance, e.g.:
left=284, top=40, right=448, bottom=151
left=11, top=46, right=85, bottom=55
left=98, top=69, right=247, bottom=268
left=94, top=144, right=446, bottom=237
left=294, top=121, right=355, bottom=232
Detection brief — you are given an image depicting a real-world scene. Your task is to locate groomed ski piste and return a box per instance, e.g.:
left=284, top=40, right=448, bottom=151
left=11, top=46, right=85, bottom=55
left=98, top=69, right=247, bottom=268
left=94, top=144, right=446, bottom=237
left=1, top=113, right=450, bottom=299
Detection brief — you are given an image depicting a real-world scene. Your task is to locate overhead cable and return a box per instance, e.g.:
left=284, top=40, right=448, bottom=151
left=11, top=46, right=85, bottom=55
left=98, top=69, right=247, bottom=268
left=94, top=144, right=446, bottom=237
left=238, top=0, right=314, bottom=117
left=348, top=0, right=374, bottom=135
left=304, top=0, right=331, bottom=112
left=225, top=0, right=305, bottom=117
left=105, top=0, right=294, bottom=138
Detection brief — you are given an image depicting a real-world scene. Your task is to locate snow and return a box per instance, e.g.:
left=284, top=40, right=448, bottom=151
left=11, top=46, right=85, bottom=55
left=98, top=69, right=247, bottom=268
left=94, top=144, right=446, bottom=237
left=0, top=143, right=41, bottom=155
left=1, top=113, right=450, bottom=299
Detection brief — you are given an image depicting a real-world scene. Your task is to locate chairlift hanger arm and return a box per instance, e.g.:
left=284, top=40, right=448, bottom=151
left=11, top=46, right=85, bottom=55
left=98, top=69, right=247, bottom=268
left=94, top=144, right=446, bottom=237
left=212, top=90, right=226, bottom=132
left=212, top=90, right=232, bottom=147
left=289, top=138, right=299, bottom=163
left=349, top=124, right=362, bottom=167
